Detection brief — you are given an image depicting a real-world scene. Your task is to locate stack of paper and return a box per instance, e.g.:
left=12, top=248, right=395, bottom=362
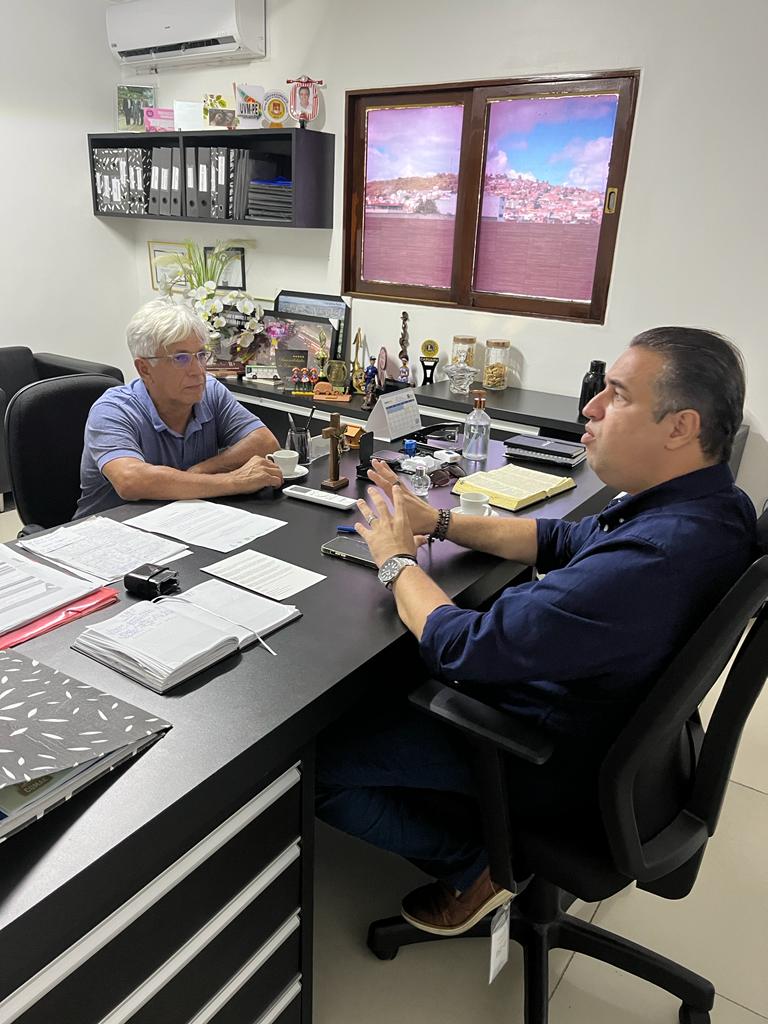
left=0, top=649, right=170, bottom=842
left=19, top=517, right=189, bottom=583
left=0, top=548, right=99, bottom=634
left=247, top=177, right=293, bottom=223
left=202, top=549, right=325, bottom=600
left=126, top=500, right=286, bottom=553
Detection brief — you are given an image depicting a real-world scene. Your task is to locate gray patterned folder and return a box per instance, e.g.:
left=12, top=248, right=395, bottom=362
left=0, top=649, right=171, bottom=842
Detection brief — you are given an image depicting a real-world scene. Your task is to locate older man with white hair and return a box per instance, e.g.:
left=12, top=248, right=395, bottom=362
left=75, top=299, right=281, bottom=518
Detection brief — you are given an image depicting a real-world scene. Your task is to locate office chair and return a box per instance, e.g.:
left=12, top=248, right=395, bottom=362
left=368, top=515, right=768, bottom=1024
left=4, top=373, right=123, bottom=530
left=0, top=347, right=124, bottom=508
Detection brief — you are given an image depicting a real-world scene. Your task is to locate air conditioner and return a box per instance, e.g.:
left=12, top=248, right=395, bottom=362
left=106, top=0, right=266, bottom=72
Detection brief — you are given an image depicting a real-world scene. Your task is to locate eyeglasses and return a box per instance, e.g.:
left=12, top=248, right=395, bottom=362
left=428, top=464, right=466, bottom=488
left=145, top=351, right=209, bottom=368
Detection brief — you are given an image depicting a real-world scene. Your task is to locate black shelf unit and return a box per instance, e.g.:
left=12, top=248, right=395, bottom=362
left=87, top=128, right=334, bottom=229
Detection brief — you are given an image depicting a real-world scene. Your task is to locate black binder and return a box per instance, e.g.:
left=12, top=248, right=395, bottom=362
left=170, top=148, right=182, bottom=217
left=185, top=146, right=198, bottom=218
left=197, top=147, right=211, bottom=219
left=148, top=147, right=162, bottom=216
left=157, top=148, right=172, bottom=217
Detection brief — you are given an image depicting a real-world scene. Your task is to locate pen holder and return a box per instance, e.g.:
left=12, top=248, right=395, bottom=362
left=285, top=426, right=311, bottom=465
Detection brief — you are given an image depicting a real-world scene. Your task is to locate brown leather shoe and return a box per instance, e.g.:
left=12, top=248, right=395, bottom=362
left=400, top=867, right=513, bottom=936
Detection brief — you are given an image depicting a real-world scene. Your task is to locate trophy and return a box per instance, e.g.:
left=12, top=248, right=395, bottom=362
left=419, top=339, right=440, bottom=386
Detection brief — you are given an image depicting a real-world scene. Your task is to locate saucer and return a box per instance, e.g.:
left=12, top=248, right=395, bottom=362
left=454, top=505, right=499, bottom=517
left=282, top=465, right=309, bottom=481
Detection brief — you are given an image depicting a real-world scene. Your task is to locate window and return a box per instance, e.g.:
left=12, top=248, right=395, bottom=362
left=343, top=72, right=638, bottom=323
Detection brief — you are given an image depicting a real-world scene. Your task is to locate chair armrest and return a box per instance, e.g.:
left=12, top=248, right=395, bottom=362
left=33, top=353, right=125, bottom=384
left=0, top=387, right=10, bottom=495
left=18, top=524, right=46, bottom=537
left=409, top=679, right=554, bottom=765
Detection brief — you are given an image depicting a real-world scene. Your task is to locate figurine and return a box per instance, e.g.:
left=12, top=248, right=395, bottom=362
left=397, top=354, right=411, bottom=383
left=419, top=338, right=440, bottom=386
left=364, top=355, right=378, bottom=389
left=398, top=311, right=410, bottom=362
left=321, top=413, right=350, bottom=491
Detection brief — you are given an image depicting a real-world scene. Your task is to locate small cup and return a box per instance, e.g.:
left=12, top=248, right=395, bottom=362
left=267, top=449, right=299, bottom=475
left=460, top=491, right=490, bottom=515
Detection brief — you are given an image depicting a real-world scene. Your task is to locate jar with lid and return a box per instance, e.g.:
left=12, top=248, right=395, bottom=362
left=450, top=336, right=478, bottom=370
left=483, top=339, right=512, bottom=390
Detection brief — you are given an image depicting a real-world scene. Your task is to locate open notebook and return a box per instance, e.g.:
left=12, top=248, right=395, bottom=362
left=72, top=580, right=301, bottom=693
left=452, top=463, right=576, bottom=512
left=0, top=649, right=170, bottom=843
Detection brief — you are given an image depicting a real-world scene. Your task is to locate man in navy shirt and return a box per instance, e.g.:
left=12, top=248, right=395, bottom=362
left=76, top=299, right=281, bottom=518
left=316, top=327, right=757, bottom=936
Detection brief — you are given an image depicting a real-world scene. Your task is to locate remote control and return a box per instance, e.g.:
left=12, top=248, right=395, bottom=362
left=283, top=484, right=358, bottom=511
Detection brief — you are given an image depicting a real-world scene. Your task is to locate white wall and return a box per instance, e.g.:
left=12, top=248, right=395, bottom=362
left=2, top=0, right=766, bottom=506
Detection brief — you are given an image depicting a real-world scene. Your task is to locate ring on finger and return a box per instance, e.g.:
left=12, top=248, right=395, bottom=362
left=365, top=513, right=377, bottom=525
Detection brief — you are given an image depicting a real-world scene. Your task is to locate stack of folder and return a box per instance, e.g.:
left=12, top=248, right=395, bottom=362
left=94, top=146, right=154, bottom=215
left=247, top=177, right=293, bottom=223
left=148, top=146, right=183, bottom=218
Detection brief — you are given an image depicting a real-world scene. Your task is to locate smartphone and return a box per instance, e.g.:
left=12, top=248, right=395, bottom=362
left=321, top=535, right=378, bottom=569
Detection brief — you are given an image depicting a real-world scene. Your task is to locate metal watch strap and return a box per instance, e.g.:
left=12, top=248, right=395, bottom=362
left=430, top=508, right=452, bottom=542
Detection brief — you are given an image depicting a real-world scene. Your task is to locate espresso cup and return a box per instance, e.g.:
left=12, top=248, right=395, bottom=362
left=267, top=449, right=299, bottom=475
left=460, top=491, right=490, bottom=515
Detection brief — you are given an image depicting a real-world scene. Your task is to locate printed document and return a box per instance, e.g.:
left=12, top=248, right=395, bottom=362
left=126, top=500, right=287, bottom=552
left=202, top=549, right=325, bottom=600
left=0, top=547, right=98, bottom=634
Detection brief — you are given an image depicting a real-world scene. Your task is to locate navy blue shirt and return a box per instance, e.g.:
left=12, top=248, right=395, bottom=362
left=75, top=376, right=265, bottom=519
left=420, top=464, right=757, bottom=740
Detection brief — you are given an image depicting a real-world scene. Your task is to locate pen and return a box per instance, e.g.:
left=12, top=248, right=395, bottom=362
left=306, top=406, right=315, bottom=431
left=336, top=524, right=357, bottom=534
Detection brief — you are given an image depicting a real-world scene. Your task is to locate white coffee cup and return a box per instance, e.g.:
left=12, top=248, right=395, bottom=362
left=460, top=491, right=490, bottom=515
left=267, top=449, right=299, bottom=475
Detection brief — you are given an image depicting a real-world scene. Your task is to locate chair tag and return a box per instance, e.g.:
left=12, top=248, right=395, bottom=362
left=489, top=898, right=512, bottom=983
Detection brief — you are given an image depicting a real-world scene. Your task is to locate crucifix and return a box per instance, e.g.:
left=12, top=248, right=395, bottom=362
left=321, top=413, right=349, bottom=491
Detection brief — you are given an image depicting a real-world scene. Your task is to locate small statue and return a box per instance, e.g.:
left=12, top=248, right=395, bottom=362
left=364, top=355, right=378, bottom=389
left=362, top=356, right=379, bottom=409
left=321, top=412, right=349, bottom=491
left=398, top=311, right=410, bottom=362
left=398, top=354, right=410, bottom=383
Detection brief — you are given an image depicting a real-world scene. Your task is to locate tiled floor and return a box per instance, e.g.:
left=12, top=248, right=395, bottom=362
left=0, top=506, right=21, bottom=543
left=313, top=680, right=768, bottom=1023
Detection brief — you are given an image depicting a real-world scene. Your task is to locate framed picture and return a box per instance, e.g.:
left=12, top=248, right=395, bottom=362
left=148, top=241, right=187, bottom=292
left=204, top=246, right=246, bottom=291
left=262, top=312, right=337, bottom=384
left=274, top=290, right=350, bottom=361
left=116, top=85, right=157, bottom=133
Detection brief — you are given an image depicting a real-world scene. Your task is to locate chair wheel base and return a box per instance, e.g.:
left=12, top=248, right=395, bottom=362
left=680, top=1004, right=710, bottom=1024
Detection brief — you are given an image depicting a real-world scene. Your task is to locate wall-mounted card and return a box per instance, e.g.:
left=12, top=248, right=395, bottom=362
left=143, top=107, right=174, bottom=132
left=173, top=101, right=205, bottom=131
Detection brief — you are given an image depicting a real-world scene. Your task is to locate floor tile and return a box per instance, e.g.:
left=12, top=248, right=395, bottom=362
left=312, top=821, right=599, bottom=1024
left=0, top=508, right=21, bottom=543
left=552, top=954, right=768, bottom=1023
left=584, top=782, right=768, bottom=1016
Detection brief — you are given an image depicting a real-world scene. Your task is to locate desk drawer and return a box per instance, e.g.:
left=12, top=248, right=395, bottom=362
left=8, top=767, right=301, bottom=1024
left=204, top=930, right=301, bottom=1024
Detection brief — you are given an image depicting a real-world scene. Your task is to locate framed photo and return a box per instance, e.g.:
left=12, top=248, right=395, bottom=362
left=148, top=241, right=187, bottom=292
left=262, top=312, right=337, bottom=384
left=274, top=290, right=350, bottom=361
left=116, top=85, right=157, bottom=133
left=204, top=246, right=246, bottom=291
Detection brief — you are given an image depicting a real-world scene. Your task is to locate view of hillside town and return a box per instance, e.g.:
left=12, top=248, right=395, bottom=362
left=365, top=171, right=604, bottom=225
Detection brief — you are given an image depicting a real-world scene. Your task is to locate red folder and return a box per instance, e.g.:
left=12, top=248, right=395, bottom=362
left=0, top=588, right=119, bottom=649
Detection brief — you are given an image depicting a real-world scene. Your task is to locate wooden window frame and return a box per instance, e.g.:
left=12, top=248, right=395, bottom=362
left=343, top=70, right=639, bottom=325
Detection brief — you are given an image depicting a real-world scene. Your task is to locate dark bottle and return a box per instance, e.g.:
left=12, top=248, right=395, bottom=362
left=578, top=360, right=606, bottom=420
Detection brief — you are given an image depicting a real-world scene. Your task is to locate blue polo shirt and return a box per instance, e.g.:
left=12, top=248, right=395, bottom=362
left=420, top=463, right=758, bottom=740
left=75, top=376, right=265, bottom=518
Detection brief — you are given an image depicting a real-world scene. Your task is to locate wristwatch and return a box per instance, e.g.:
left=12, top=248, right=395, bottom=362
left=378, top=555, right=418, bottom=589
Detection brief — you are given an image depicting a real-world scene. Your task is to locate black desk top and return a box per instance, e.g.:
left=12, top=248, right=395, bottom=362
left=0, top=443, right=613, bottom=995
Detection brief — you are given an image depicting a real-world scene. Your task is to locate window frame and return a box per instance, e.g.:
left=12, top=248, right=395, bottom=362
left=343, top=70, right=639, bottom=324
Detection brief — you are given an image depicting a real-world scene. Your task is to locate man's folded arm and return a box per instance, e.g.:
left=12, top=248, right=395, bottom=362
left=102, top=455, right=247, bottom=501
left=188, top=424, right=279, bottom=475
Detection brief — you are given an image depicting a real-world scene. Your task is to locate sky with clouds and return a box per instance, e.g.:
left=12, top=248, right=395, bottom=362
left=366, top=94, right=618, bottom=193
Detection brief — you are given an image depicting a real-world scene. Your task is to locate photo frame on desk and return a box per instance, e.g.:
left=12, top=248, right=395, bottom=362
left=263, top=312, right=338, bottom=385
left=274, top=290, right=350, bottom=361
left=204, top=246, right=246, bottom=291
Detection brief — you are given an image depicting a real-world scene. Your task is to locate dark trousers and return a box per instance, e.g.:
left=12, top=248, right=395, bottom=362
left=315, top=705, right=488, bottom=891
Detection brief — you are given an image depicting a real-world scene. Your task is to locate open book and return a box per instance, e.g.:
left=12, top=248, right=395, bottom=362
left=0, top=649, right=170, bottom=843
left=452, top=463, right=576, bottom=512
left=72, top=580, right=301, bottom=693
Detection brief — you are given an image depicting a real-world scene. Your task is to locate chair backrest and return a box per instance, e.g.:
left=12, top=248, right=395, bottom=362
left=5, top=374, right=122, bottom=528
left=0, top=347, right=38, bottom=404
left=600, top=515, right=768, bottom=887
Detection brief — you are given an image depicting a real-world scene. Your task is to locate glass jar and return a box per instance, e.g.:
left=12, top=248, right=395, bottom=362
left=450, top=336, right=478, bottom=368
left=483, top=339, right=512, bottom=390
left=444, top=358, right=475, bottom=395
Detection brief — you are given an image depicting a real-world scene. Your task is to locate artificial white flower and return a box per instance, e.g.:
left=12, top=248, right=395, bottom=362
left=194, top=300, right=206, bottom=313
left=239, top=332, right=254, bottom=346
left=246, top=318, right=261, bottom=331
left=209, top=298, right=224, bottom=314
left=193, top=286, right=209, bottom=300
left=204, top=280, right=217, bottom=292
left=225, top=292, right=239, bottom=305
left=236, top=298, right=255, bottom=315
left=209, top=331, right=221, bottom=340
left=199, top=310, right=210, bottom=321
left=213, top=316, right=226, bottom=328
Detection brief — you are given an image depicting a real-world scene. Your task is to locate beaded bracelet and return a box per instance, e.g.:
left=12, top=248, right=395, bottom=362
left=430, top=508, right=452, bottom=542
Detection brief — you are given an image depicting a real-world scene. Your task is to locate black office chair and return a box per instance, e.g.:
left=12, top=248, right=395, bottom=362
left=0, top=347, right=124, bottom=508
left=368, top=516, right=768, bottom=1024
left=4, top=374, right=123, bottom=530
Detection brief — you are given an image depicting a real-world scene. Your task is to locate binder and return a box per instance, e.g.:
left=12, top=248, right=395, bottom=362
left=216, top=147, right=229, bottom=218
left=0, top=587, right=118, bottom=649
left=170, top=147, right=182, bottom=217
left=184, top=146, right=198, bottom=217
left=157, top=147, right=172, bottom=217
left=148, top=147, right=162, bottom=215
left=197, top=147, right=211, bottom=218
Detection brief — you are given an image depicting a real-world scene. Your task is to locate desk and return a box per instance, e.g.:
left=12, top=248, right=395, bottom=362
left=0, top=443, right=614, bottom=1024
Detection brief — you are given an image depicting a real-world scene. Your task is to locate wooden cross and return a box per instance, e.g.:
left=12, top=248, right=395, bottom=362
left=321, top=412, right=349, bottom=491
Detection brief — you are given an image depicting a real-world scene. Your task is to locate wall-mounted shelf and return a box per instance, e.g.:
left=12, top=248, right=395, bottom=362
left=87, top=128, right=334, bottom=229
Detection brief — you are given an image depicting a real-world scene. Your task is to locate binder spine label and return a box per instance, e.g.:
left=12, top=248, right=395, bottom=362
left=199, top=164, right=208, bottom=192
left=186, top=165, right=195, bottom=188
left=172, top=165, right=179, bottom=190
left=160, top=167, right=169, bottom=191
left=151, top=165, right=159, bottom=189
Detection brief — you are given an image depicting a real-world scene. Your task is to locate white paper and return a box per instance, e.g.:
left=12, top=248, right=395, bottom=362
left=202, top=549, right=325, bottom=601
left=0, top=548, right=98, bottom=634
left=19, top=517, right=189, bottom=583
left=173, top=100, right=204, bottom=130
left=126, top=500, right=287, bottom=553
left=489, top=900, right=511, bottom=983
